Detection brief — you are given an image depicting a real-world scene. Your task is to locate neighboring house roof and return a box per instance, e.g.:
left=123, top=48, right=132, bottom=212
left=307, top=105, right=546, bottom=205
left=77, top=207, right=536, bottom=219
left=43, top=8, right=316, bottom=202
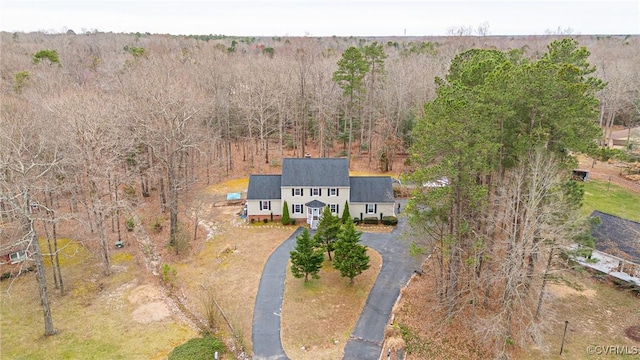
left=246, top=175, right=282, bottom=200
left=281, top=158, right=350, bottom=187
left=349, top=177, right=394, bottom=203
left=590, top=210, right=640, bottom=264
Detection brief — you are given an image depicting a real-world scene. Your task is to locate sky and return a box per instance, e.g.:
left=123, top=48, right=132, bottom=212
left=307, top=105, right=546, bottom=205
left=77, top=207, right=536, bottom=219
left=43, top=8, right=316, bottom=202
left=1, top=0, right=639, bottom=36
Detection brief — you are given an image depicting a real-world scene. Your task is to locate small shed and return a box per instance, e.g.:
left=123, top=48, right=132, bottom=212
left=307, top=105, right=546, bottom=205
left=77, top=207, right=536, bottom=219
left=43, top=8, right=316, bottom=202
left=572, top=169, right=589, bottom=182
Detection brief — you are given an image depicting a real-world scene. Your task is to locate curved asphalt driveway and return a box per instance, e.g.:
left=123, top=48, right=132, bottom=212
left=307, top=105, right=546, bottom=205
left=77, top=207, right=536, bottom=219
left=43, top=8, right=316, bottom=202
left=252, top=201, right=414, bottom=360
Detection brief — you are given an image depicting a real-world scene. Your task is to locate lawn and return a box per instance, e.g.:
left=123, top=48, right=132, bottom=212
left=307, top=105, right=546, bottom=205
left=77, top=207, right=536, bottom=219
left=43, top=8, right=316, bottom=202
left=581, top=180, right=640, bottom=221
left=0, top=238, right=196, bottom=360
left=281, top=250, right=382, bottom=360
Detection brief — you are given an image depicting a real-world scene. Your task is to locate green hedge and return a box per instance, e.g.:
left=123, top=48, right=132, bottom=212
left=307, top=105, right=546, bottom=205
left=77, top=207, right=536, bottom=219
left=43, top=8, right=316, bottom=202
left=363, top=217, right=379, bottom=225
left=382, top=216, right=398, bottom=225
left=168, top=335, right=225, bottom=360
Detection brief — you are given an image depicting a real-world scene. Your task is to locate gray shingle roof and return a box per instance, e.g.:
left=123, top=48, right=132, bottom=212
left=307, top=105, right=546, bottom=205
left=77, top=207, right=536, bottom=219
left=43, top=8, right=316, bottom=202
left=349, top=177, right=394, bottom=203
left=246, top=175, right=282, bottom=200
left=590, top=210, right=640, bottom=263
left=281, top=158, right=350, bottom=187
left=305, top=200, right=326, bottom=208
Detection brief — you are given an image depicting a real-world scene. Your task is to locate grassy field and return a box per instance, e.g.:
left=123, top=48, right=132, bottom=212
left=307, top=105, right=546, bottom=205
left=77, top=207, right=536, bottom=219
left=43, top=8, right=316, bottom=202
left=581, top=180, right=640, bottom=222
left=0, top=239, right=196, bottom=360
left=522, top=272, right=640, bottom=360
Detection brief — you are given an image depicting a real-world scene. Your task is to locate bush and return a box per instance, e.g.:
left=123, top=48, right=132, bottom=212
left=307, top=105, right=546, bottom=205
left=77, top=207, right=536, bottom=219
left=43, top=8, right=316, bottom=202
left=353, top=217, right=361, bottom=224
left=263, top=218, right=268, bottom=224
left=250, top=218, right=255, bottom=224
left=151, top=217, right=164, bottom=233
left=161, top=263, right=177, bottom=288
left=125, top=217, right=135, bottom=231
left=363, top=217, right=379, bottom=225
left=290, top=219, right=296, bottom=225
left=382, top=216, right=398, bottom=226
left=168, top=335, right=225, bottom=360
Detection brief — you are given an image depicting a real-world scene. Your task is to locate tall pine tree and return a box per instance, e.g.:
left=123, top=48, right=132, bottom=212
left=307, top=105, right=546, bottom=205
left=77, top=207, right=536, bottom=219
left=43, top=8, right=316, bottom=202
left=313, top=206, right=341, bottom=260
left=290, top=228, right=324, bottom=282
left=334, top=221, right=370, bottom=285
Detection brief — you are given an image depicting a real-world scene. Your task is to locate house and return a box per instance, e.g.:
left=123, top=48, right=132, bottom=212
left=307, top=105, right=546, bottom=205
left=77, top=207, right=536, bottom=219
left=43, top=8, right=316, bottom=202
left=246, top=158, right=395, bottom=229
left=590, top=210, right=640, bottom=265
left=574, top=210, right=640, bottom=285
left=0, top=243, right=29, bottom=265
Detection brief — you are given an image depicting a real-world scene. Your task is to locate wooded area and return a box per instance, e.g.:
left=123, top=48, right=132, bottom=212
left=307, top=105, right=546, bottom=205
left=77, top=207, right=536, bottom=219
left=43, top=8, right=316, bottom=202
left=1, top=31, right=639, bottom=355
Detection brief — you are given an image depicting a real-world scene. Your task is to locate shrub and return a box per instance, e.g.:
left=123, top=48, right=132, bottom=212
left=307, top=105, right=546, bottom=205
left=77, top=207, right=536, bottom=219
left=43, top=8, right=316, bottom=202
left=290, top=219, right=296, bottom=225
left=125, top=217, right=135, bottom=231
left=363, top=217, right=379, bottom=225
left=353, top=217, right=361, bottom=224
left=151, top=217, right=164, bottom=233
left=263, top=218, right=268, bottom=224
left=168, top=335, right=225, bottom=360
left=161, top=263, right=177, bottom=288
left=382, top=216, right=398, bottom=226
left=250, top=218, right=255, bottom=224
left=282, top=201, right=290, bottom=225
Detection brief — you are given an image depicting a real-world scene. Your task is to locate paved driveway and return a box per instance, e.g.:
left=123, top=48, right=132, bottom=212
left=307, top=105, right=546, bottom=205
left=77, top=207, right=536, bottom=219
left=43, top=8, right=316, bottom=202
left=252, top=201, right=414, bottom=360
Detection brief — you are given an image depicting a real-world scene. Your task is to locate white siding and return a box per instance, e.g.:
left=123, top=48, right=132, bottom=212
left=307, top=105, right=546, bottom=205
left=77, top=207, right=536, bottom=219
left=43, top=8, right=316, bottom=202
left=247, top=199, right=282, bottom=216
left=350, top=203, right=395, bottom=220
left=281, top=186, right=350, bottom=218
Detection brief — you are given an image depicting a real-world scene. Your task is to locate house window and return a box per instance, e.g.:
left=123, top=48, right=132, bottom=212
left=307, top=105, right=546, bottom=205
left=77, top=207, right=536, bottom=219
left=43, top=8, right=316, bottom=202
left=311, top=188, right=321, bottom=196
left=9, top=250, right=27, bottom=264
left=260, top=201, right=271, bottom=211
left=366, top=204, right=376, bottom=214
left=329, top=204, right=339, bottom=214
left=293, top=204, right=304, bottom=214
left=328, top=188, right=338, bottom=196
left=293, top=188, right=303, bottom=196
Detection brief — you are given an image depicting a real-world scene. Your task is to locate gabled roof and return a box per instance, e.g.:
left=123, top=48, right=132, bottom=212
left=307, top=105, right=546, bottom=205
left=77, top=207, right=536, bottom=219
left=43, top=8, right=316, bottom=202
left=590, top=210, right=640, bottom=264
left=281, top=158, right=350, bottom=187
left=246, top=175, right=282, bottom=200
left=349, top=177, right=394, bottom=203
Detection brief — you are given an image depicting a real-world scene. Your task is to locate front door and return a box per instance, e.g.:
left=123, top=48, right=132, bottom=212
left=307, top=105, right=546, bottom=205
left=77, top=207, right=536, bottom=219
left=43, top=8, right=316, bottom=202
left=309, top=207, right=321, bottom=229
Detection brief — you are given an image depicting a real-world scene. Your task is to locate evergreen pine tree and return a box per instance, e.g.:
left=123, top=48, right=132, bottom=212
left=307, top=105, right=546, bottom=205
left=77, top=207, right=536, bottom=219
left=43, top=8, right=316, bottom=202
left=313, top=206, right=341, bottom=260
left=290, top=228, right=324, bottom=282
left=282, top=201, right=290, bottom=225
left=341, top=201, right=351, bottom=224
left=334, top=221, right=370, bottom=285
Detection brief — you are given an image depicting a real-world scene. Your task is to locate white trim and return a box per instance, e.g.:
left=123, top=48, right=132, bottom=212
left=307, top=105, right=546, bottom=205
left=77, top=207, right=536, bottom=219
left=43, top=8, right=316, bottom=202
left=9, top=250, right=27, bottom=264
left=293, top=203, right=303, bottom=214
left=366, top=203, right=376, bottom=214
left=329, top=203, right=338, bottom=214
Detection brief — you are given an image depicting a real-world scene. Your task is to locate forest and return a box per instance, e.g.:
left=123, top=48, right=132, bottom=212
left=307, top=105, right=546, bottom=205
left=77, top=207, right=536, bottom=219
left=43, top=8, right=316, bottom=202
left=1, top=31, right=639, bottom=359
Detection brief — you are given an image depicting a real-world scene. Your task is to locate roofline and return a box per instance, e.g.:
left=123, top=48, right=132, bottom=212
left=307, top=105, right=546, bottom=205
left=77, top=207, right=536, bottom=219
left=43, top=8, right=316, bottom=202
left=590, top=210, right=640, bottom=226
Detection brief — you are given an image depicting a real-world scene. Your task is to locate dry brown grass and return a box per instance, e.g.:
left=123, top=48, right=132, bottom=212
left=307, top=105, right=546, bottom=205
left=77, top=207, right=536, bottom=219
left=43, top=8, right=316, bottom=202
left=521, top=272, right=640, bottom=360
left=0, top=238, right=197, bottom=360
left=281, top=249, right=382, bottom=360
left=392, top=263, right=640, bottom=360
left=173, top=178, right=297, bottom=355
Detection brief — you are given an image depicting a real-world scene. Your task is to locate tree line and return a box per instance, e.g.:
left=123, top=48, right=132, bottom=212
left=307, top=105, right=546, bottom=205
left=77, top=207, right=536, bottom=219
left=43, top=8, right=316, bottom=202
left=406, top=39, right=609, bottom=357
